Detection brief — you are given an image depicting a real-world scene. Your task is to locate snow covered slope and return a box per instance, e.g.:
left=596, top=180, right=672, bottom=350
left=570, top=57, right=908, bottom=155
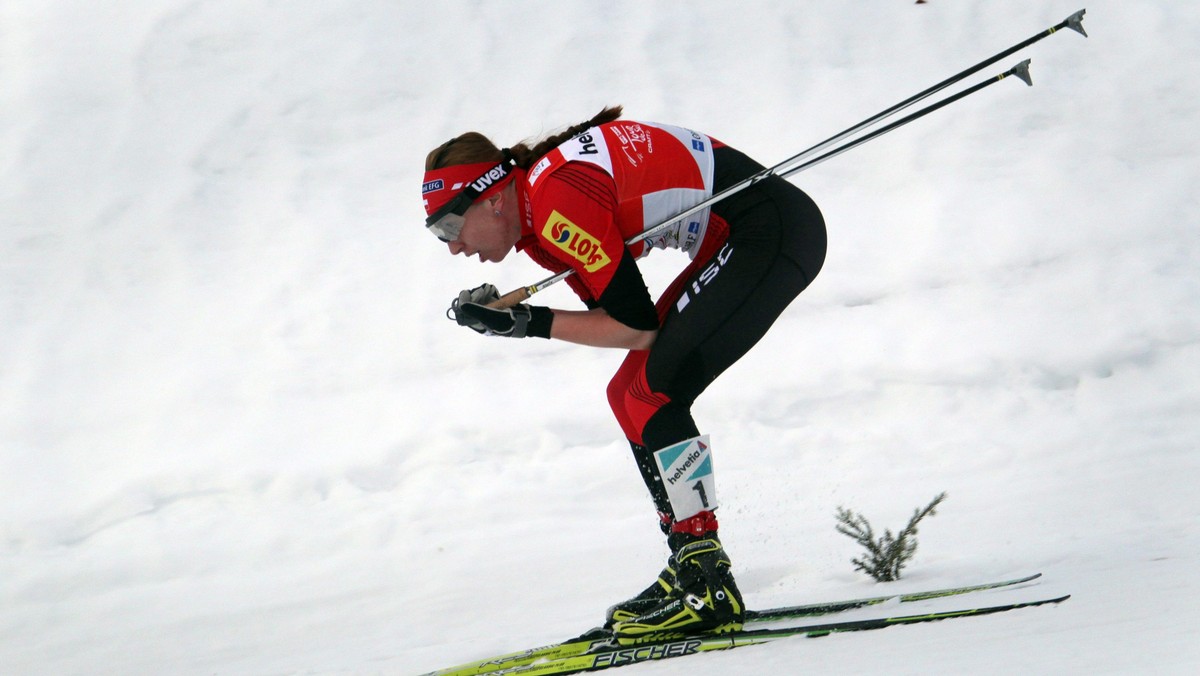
left=2, top=2, right=1198, bottom=674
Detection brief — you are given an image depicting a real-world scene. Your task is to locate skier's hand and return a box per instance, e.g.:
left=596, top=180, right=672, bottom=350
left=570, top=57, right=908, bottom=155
left=457, top=302, right=534, bottom=338
left=457, top=282, right=501, bottom=309
left=447, top=283, right=500, bottom=334
left=447, top=283, right=551, bottom=338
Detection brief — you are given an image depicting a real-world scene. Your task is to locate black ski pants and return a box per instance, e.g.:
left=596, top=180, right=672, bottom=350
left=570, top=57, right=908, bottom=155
left=606, top=144, right=828, bottom=516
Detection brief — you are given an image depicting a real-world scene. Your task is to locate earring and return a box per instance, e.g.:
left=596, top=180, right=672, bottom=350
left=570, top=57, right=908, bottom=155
left=494, top=210, right=502, bottom=216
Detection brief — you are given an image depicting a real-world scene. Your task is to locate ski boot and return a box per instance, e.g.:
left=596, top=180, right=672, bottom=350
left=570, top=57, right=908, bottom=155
left=604, top=560, right=676, bottom=627
left=610, top=512, right=744, bottom=644
left=604, top=513, right=677, bottom=627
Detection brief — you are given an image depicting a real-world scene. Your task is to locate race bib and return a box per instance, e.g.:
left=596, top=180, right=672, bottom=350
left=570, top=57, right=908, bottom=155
left=653, top=435, right=717, bottom=520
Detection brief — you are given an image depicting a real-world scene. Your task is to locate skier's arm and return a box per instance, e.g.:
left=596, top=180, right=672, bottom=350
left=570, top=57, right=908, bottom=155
left=451, top=164, right=659, bottom=347
left=533, top=164, right=659, bottom=341
left=549, top=307, right=656, bottom=350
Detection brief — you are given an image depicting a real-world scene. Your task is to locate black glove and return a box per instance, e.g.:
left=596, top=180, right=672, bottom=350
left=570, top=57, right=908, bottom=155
left=459, top=303, right=533, bottom=337
left=448, top=284, right=553, bottom=338
left=448, top=283, right=500, bottom=334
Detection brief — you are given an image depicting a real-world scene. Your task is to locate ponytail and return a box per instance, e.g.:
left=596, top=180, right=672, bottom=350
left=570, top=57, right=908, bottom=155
left=425, top=105, right=624, bottom=172
left=509, top=105, right=624, bottom=169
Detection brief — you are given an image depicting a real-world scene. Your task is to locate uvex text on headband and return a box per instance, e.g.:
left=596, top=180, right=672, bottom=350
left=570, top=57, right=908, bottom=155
left=422, top=150, right=516, bottom=242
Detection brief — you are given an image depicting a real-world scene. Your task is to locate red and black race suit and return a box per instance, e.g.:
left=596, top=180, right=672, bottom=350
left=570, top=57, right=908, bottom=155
left=518, top=123, right=826, bottom=511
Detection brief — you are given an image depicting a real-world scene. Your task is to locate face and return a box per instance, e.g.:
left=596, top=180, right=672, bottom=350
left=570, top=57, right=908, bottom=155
left=446, top=191, right=520, bottom=263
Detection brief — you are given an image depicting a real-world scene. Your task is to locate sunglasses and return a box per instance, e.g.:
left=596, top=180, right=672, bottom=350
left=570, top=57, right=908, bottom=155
left=424, top=156, right=515, bottom=243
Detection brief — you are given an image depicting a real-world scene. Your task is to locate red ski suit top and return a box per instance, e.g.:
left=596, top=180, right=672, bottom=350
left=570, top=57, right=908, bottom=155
left=514, top=120, right=731, bottom=328
left=512, top=120, right=735, bottom=446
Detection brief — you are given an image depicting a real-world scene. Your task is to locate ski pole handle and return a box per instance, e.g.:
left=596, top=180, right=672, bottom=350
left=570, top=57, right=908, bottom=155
left=487, top=286, right=532, bottom=309
left=488, top=270, right=572, bottom=309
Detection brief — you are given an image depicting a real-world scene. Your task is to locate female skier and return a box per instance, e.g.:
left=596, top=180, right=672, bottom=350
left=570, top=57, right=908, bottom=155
left=422, top=106, right=826, bottom=643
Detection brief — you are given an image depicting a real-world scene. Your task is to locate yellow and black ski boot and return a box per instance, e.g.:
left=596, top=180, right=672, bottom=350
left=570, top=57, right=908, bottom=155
left=611, top=513, right=744, bottom=644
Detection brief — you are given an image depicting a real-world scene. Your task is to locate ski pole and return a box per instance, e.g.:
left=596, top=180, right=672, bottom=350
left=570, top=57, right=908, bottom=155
left=487, top=10, right=1087, bottom=310
left=778, top=60, right=1034, bottom=180
left=764, top=9, right=1086, bottom=184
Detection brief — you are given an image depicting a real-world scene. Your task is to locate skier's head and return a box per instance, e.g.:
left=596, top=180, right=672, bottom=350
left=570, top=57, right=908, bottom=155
left=421, top=134, right=516, bottom=245
left=420, top=105, right=625, bottom=260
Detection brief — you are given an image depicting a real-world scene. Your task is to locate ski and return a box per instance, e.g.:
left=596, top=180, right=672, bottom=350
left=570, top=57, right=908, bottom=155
left=419, top=573, right=1043, bottom=676
left=746, top=571, right=1042, bottom=621
left=484, top=595, right=1070, bottom=675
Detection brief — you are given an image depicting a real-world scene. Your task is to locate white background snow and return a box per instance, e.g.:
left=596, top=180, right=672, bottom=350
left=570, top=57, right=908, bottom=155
left=2, top=1, right=1198, bottom=674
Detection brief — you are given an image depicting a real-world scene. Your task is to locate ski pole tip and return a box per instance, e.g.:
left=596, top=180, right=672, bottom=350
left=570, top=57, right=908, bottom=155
left=1012, top=59, right=1033, bottom=87
left=1066, top=9, right=1088, bottom=38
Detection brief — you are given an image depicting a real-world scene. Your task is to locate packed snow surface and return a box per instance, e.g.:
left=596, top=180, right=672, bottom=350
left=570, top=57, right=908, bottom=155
left=2, top=2, right=1198, bottom=674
